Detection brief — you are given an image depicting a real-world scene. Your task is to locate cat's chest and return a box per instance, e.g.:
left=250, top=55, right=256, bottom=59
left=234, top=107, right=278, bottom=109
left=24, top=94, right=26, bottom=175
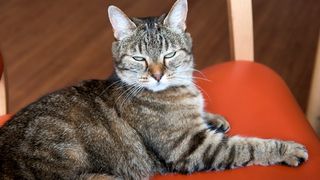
left=134, top=87, right=205, bottom=117
left=177, top=93, right=204, bottom=112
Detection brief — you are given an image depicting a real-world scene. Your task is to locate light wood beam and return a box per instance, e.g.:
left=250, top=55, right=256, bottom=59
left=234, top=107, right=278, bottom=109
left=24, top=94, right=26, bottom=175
left=227, top=0, right=254, bottom=61
left=307, top=34, right=320, bottom=135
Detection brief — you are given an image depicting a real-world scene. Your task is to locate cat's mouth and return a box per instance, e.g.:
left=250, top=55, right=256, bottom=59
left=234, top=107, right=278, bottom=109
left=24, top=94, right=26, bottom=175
left=146, top=81, right=169, bottom=92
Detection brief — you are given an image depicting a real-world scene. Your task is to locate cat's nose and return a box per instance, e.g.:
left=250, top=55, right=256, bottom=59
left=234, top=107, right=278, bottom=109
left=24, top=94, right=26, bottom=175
left=151, top=73, right=163, bottom=82
left=149, top=64, right=164, bottom=82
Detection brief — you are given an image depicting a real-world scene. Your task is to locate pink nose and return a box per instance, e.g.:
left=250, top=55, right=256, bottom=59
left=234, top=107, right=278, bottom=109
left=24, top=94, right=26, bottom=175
left=152, top=73, right=163, bottom=82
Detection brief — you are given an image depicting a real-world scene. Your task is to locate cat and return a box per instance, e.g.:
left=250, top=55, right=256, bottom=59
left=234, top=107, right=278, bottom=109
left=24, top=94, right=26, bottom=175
left=0, top=0, right=308, bottom=179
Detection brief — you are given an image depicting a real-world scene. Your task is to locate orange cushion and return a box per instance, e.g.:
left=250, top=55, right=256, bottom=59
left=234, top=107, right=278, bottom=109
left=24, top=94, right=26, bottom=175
left=1, top=61, right=320, bottom=179
left=0, top=114, right=11, bottom=127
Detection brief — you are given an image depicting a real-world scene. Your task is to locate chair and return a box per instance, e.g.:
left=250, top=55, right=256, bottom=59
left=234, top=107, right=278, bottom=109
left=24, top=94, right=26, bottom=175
left=1, top=0, right=320, bottom=179
left=0, top=53, right=10, bottom=126
left=307, top=35, right=320, bottom=135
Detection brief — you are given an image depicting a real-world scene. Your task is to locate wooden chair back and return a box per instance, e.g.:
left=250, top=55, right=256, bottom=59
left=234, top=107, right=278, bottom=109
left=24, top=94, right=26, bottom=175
left=307, top=35, right=320, bottom=134
left=0, top=53, right=8, bottom=115
left=227, top=0, right=254, bottom=61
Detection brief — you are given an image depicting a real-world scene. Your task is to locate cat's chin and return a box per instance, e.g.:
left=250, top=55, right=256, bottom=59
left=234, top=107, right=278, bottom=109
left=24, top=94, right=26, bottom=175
left=146, top=83, right=170, bottom=92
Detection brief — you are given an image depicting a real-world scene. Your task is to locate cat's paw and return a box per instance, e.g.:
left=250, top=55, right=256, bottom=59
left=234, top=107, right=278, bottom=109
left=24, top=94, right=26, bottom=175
left=281, top=141, right=308, bottom=167
left=204, top=113, right=230, bottom=133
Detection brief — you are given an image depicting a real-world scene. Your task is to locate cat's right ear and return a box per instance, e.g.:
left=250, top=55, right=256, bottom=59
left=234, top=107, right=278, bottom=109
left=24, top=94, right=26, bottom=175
left=163, top=0, right=188, bottom=32
left=108, top=6, right=136, bottom=40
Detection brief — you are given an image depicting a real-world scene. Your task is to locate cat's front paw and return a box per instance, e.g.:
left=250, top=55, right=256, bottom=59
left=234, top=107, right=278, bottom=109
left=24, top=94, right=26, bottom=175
left=203, top=113, right=230, bottom=133
left=281, top=141, right=308, bottom=167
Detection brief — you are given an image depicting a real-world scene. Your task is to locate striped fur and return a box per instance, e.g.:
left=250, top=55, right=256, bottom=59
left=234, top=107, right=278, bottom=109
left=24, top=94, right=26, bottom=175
left=0, top=0, right=307, bottom=179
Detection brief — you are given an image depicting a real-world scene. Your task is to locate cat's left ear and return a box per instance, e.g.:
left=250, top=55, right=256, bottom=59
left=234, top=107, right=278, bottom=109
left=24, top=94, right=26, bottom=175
left=163, top=0, right=188, bottom=32
left=108, top=5, right=136, bottom=40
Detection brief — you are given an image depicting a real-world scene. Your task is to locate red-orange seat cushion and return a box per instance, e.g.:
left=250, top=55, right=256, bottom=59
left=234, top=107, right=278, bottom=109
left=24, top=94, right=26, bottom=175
left=0, top=114, right=11, bottom=127
left=1, top=61, right=320, bottom=179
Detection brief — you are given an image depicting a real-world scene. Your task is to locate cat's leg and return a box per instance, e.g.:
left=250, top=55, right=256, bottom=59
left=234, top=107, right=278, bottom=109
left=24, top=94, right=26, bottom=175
left=203, top=112, right=230, bottom=133
left=203, top=135, right=308, bottom=169
left=168, top=131, right=308, bottom=173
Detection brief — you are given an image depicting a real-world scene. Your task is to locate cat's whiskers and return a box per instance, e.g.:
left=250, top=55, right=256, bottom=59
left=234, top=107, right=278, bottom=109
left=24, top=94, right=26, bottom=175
left=173, top=76, right=212, bottom=102
left=115, top=85, right=136, bottom=105
left=191, top=82, right=212, bottom=102
left=190, top=68, right=208, bottom=79
left=130, top=85, right=144, bottom=102
left=120, top=85, right=138, bottom=108
left=118, top=84, right=144, bottom=110
left=173, top=75, right=212, bottom=82
left=176, top=69, right=211, bottom=82
left=117, top=87, right=134, bottom=110
left=121, top=85, right=144, bottom=110
left=192, top=76, right=212, bottom=82
left=99, top=80, right=123, bottom=97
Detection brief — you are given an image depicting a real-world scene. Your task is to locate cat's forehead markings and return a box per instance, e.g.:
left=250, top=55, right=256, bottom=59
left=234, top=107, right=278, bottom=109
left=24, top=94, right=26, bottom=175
left=146, top=21, right=152, bottom=27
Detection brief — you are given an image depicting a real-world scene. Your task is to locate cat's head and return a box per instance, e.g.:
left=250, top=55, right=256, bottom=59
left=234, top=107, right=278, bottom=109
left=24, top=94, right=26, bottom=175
left=108, top=0, right=193, bottom=92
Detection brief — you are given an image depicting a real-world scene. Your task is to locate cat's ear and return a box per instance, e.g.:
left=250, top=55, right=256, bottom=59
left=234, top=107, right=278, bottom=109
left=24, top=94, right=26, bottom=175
left=108, top=5, right=136, bottom=40
left=163, top=0, right=188, bottom=32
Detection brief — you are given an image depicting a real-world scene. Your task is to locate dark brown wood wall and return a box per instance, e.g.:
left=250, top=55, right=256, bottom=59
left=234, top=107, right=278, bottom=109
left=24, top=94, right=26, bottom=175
left=0, top=0, right=319, bottom=113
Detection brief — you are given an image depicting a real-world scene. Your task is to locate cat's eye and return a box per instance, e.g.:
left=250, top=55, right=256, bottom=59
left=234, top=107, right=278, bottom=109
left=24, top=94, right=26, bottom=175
left=164, top=52, right=176, bottom=59
left=132, top=56, right=146, bottom=61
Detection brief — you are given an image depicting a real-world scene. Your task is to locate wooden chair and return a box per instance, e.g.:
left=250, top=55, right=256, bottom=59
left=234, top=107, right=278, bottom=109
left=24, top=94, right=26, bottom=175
left=1, top=0, right=320, bottom=179
left=307, top=35, right=320, bottom=135
left=0, top=53, right=9, bottom=123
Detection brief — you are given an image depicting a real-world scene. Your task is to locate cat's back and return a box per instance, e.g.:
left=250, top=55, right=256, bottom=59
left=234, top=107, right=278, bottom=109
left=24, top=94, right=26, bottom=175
left=0, top=79, right=114, bottom=153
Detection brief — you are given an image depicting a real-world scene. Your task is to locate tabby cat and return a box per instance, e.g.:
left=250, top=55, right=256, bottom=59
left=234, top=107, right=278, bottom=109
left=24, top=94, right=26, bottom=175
left=0, top=0, right=308, bottom=179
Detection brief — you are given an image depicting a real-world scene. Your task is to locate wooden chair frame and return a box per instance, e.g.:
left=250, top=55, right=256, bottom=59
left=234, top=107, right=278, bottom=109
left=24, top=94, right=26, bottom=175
left=227, top=0, right=254, bottom=61
left=307, top=35, right=320, bottom=134
left=0, top=54, right=8, bottom=115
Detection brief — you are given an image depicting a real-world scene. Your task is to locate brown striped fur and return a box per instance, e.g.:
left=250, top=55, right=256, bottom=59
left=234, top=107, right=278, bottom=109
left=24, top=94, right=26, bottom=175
left=0, top=0, right=308, bottom=179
